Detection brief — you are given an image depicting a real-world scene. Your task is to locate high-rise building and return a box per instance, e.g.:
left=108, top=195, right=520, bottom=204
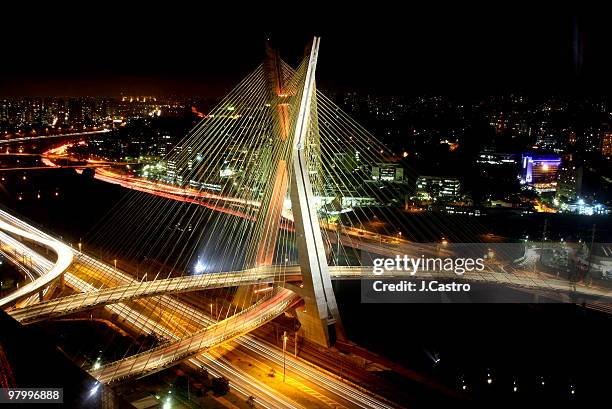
left=0, top=100, right=8, bottom=123
left=602, top=132, right=612, bottom=158
left=520, top=154, right=561, bottom=192
left=582, top=126, right=602, bottom=153
left=68, top=98, right=83, bottom=126
left=536, top=131, right=557, bottom=149
left=556, top=163, right=583, bottom=202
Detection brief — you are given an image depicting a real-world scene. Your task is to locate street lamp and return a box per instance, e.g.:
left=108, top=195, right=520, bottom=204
left=282, top=331, right=288, bottom=382
left=89, top=383, right=99, bottom=397
left=210, top=303, right=213, bottom=317
left=78, top=242, right=82, bottom=253
left=93, top=357, right=101, bottom=370
left=113, top=259, right=117, bottom=269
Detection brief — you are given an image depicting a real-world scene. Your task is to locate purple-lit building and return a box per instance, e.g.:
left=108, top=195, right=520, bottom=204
left=520, top=153, right=561, bottom=191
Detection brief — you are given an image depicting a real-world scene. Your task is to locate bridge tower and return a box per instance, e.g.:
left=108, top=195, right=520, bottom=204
left=256, top=37, right=342, bottom=347
left=255, top=42, right=291, bottom=267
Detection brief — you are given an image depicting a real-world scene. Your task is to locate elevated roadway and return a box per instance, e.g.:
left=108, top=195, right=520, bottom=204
left=11, top=260, right=612, bottom=324
left=0, top=209, right=73, bottom=307
left=0, top=212, right=395, bottom=408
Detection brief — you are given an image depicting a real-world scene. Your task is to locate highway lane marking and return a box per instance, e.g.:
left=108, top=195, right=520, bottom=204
left=216, top=345, right=349, bottom=409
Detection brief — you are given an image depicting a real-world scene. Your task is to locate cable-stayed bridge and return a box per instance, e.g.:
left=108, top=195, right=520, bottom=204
left=0, top=37, right=388, bottom=389
left=1, top=37, right=612, bottom=403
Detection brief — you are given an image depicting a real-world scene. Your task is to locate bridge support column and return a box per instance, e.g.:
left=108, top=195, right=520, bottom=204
left=235, top=41, right=290, bottom=308
left=284, top=37, right=342, bottom=347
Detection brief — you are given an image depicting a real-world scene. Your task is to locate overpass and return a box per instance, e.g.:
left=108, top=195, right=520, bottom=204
left=11, top=256, right=612, bottom=325
left=90, top=287, right=300, bottom=384
left=0, top=208, right=73, bottom=308
left=9, top=267, right=279, bottom=323
left=0, top=233, right=395, bottom=408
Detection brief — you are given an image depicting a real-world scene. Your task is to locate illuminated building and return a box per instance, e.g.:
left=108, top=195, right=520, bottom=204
left=165, top=146, right=181, bottom=184
left=371, top=163, right=404, bottom=182
left=556, top=163, right=583, bottom=202
left=416, top=176, right=460, bottom=200
left=602, top=132, right=612, bottom=158
left=536, top=130, right=557, bottom=149
left=520, top=154, right=561, bottom=192
left=477, top=151, right=518, bottom=166
left=582, top=127, right=602, bottom=153
left=559, top=199, right=609, bottom=216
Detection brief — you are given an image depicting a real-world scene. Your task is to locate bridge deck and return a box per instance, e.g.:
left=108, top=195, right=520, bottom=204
left=90, top=287, right=299, bottom=384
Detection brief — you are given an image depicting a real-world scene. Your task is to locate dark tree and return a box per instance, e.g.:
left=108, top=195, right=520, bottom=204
left=211, top=377, right=229, bottom=396
left=81, top=168, right=95, bottom=179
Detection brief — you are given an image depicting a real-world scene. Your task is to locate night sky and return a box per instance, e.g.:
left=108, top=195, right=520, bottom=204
left=1, top=5, right=610, bottom=97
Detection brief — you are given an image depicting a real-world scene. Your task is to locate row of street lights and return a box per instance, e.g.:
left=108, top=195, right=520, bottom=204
left=460, top=372, right=576, bottom=396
